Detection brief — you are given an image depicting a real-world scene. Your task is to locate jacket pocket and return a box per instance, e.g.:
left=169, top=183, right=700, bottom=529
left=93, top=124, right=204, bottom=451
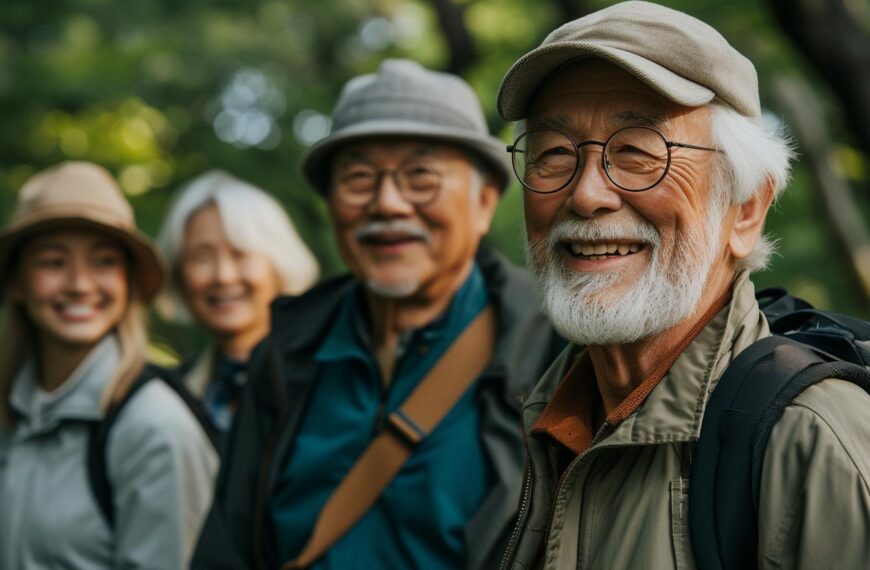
left=670, top=478, right=696, bottom=570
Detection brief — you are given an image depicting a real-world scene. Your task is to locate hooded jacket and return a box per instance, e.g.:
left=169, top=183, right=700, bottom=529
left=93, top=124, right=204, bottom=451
left=0, top=335, right=218, bottom=570
left=500, top=272, right=870, bottom=570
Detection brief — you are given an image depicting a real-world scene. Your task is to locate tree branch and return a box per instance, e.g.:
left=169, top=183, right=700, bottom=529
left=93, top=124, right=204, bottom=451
left=773, top=75, right=870, bottom=302
left=767, top=0, right=870, bottom=156
left=428, top=0, right=476, bottom=75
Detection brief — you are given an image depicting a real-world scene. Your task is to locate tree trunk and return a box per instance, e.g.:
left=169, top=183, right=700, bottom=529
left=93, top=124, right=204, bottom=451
left=773, top=75, right=870, bottom=302
left=428, top=0, right=477, bottom=75
left=551, top=0, right=590, bottom=24
left=768, top=0, right=870, bottom=156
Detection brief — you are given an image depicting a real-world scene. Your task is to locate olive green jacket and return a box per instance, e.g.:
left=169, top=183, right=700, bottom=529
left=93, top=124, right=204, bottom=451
left=503, top=272, right=870, bottom=570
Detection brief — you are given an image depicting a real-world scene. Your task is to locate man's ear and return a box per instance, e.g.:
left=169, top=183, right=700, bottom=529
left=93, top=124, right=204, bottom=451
left=728, top=180, right=775, bottom=260
left=474, top=180, right=501, bottom=235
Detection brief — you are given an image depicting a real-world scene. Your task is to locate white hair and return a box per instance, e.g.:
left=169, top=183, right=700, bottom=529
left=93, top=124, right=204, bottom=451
left=708, top=102, right=796, bottom=272
left=156, top=170, right=319, bottom=323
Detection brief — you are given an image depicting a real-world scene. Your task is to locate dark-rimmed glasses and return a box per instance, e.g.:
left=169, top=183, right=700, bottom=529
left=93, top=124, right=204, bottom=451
left=507, top=126, right=720, bottom=194
left=333, top=159, right=445, bottom=208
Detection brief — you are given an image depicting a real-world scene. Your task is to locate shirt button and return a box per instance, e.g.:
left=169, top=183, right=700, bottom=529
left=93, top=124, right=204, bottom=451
left=418, top=345, right=429, bottom=356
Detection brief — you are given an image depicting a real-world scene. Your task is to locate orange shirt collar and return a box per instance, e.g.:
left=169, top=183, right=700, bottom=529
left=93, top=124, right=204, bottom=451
left=531, top=290, right=731, bottom=456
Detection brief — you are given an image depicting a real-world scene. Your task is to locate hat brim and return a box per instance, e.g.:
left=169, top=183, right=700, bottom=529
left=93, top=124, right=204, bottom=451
left=301, top=119, right=514, bottom=195
left=497, top=43, right=716, bottom=121
left=0, top=216, right=167, bottom=302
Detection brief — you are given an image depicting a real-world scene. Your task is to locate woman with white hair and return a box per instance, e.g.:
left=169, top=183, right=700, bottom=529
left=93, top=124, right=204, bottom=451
left=0, top=161, right=217, bottom=569
left=158, top=170, right=319, bottom=433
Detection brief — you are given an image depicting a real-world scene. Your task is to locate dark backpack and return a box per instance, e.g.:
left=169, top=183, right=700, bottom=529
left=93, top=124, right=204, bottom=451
left=86, top=363, right=218, bottom=527
left=689, top=288, right=870, bottom=570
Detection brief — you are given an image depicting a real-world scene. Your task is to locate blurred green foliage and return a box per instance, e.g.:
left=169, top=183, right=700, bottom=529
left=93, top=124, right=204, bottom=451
left=1, top=0, right=867, bottom=359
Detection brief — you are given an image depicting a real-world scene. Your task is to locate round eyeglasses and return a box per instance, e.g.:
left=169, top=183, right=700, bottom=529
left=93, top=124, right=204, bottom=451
left=507, top=126, right=720, bottom=194
left=333, top=162, right=444, bottom=208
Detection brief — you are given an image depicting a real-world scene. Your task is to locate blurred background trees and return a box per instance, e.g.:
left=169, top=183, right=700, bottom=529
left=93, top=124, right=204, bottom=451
left=1, top=0, right=867, bottom=358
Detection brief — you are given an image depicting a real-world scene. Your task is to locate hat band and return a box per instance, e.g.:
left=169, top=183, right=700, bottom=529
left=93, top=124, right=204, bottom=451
left=333, top=97, right=485, bottom=134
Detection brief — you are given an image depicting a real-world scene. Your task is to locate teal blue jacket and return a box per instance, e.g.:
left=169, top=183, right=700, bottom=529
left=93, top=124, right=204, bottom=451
left=192, top=246, right=564, bottom=570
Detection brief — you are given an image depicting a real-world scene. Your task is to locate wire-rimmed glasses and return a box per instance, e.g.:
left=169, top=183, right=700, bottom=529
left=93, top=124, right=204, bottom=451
left=507, top=126, right=720, bottom=194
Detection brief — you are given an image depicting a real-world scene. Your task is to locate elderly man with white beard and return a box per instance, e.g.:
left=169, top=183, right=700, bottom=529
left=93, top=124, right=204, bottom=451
left=495, top=2, right=870, bottom=570
left=192, top=59, right=563, bottom=570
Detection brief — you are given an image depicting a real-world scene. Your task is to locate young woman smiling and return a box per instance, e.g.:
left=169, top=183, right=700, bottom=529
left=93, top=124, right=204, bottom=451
left=157, top=170, right=319, bottom=433
left=0, top=162, right=218, bottom=569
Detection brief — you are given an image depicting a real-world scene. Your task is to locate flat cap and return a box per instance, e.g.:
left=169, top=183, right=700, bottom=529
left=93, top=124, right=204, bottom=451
left=497, top=0, right=760, bottom=121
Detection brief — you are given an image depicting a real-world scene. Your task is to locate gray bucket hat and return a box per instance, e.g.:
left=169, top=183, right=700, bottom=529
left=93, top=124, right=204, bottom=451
left=302, top=59, right=512, bottom=194
left=497, top=0, right=761, bottom=121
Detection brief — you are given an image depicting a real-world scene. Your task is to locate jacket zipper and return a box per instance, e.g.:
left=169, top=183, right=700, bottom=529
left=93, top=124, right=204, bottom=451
left=499, top=461, right=533, bottom=570
left=529, top=421, right=612, bottom=570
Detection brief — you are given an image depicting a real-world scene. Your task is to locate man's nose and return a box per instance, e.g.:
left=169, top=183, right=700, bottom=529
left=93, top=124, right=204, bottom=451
left=368, top=171, right=415, bottom=217
left=564, top=150, right=623, bottom=218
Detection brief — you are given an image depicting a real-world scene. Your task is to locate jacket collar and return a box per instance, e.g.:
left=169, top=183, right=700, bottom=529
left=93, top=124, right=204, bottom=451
left=10, top=335, right=121, bottom=435
left=523, top=270, right=770, bottom=445
left=269, top=245, right=537, bottom=392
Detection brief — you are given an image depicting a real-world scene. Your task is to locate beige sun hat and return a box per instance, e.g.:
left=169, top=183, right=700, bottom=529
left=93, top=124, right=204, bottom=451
left=497, top=0, right=761, bottom=121
left=302, top=58, right=513, bottom=194
left=0, top=161, right=167, bottom=301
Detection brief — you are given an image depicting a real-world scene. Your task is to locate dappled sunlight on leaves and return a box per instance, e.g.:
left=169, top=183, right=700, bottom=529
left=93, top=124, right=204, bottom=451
left=0, top=0, right=866, bottom=360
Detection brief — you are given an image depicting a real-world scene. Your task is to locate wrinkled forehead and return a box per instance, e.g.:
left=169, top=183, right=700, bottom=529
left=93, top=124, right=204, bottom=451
left=526, top=59, right=701, bottom=134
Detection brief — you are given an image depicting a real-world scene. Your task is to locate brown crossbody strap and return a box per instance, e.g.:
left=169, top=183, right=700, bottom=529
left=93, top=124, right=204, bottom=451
left=281, top=305, right=497, bottom=569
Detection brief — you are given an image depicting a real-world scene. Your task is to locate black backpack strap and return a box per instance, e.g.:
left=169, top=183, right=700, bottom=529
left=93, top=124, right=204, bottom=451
left=690, top=336, right=870, bottom=570
left=87, top=364, right=164, bottom=526
left=755, top=287, right=800, bottom=313
left=158, top=366, right=221, bottom=449
left=87, top=364, right=219, bottom=527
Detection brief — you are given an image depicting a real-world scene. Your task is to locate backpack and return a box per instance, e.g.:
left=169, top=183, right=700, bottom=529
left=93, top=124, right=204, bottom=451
left=689, top=287, right=870, bottom=570
left=86, top=363, right=219, bottom=527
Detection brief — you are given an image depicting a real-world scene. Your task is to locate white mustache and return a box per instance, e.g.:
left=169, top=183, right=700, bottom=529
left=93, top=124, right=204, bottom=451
left=354, top=220, right=432, bottom=243
left=546, top=217, right=660, bottom=251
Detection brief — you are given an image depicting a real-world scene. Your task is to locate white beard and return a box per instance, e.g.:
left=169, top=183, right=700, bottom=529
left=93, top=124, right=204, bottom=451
left=365, top=278, right=420, bottom=299
left=354, top=219, right=432, bottom=299
left=527, top=199, right=725, bottom=346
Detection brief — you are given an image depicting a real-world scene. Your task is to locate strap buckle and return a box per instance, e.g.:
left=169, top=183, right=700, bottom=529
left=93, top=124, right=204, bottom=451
left=386, top=409, right=428, bottom=447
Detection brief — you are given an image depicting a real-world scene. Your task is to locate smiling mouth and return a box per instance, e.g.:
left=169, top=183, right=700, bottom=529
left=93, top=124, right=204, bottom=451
left=55, top=303, right=100, bottom=321
left=206, top=292, right=249, bottom=307
left=359, top=232, right=424, bottom=247
left=563, top=241, right=647, bottom=260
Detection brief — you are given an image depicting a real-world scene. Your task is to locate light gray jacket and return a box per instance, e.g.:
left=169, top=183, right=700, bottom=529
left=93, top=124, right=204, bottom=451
left=0, top=336, right=219, bottom=569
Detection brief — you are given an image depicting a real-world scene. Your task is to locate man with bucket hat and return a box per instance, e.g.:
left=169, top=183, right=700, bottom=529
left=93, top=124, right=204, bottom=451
left=495, top=2, right=870, bottom=569
left=193, top=59, right=562, bottom=570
